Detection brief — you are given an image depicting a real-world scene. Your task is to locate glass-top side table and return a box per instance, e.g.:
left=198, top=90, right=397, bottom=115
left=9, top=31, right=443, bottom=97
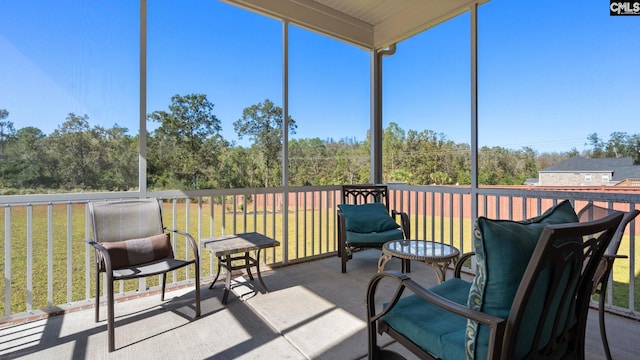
left=378, top=240, right=460, bottom=283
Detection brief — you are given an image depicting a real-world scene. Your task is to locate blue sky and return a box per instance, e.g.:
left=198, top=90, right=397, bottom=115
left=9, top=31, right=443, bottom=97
left=1, top=0, right=638, bottom=153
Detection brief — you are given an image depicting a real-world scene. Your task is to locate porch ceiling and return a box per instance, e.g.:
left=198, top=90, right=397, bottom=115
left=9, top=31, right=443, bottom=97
left=223, top=0, right=489, bottom=50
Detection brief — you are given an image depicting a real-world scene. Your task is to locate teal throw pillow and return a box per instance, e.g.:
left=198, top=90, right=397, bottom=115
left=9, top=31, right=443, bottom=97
left=338, top=202, right=400, bottom=233
left=464, top=200, right=578, bottom=359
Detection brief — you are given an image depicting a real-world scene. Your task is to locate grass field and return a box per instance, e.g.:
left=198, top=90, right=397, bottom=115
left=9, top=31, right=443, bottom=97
left=1, top=202, right=342, bottom=315
left=2, top=202, right=639, bottom=316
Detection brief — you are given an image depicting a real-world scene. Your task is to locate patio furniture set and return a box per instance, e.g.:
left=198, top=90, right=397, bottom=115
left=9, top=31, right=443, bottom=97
left=85, top=187, right=637, bottom=359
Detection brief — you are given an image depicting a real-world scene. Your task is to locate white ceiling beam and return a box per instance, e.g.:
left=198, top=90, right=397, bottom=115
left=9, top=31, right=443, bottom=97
left=373, top=0, right=489, bottom=49
left=223, top=0, right=374, bottom=49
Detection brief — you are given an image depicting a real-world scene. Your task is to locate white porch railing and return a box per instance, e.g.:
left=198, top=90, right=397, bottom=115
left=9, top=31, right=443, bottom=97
left=1, top=185, right=639, bottom=322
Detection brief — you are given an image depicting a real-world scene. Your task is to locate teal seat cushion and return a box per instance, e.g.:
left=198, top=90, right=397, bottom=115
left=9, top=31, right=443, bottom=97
left=465, top=200, right=578, bottom=359
left=345, top=228, right=403, bottom=245
left=338, top=202, right=400, bottom=233
left=381, top=278, right=472, bottom=360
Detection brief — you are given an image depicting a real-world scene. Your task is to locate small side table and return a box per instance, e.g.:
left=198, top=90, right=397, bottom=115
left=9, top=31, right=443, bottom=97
left=378, top=240, right=459, bottom=284
left=202, top=232, right=280, bottom=304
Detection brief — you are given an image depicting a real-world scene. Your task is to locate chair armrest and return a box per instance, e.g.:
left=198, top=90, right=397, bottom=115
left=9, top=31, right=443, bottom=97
left=391, top=210, right=410, bottom=239
left=85, top=239, right=113, bottom=273
left=337, top=209, right=345, bottom=228
left=454, top=251, right=476, bottom=278
left=165, top=228, right=200, bottom=262
left=336, top=209, right=348, bottom=253
left=367, top=270, right=506, bottom=358
left=591, top=254, right=627, bottom=294
left=337, top=210, right=347, bottom=236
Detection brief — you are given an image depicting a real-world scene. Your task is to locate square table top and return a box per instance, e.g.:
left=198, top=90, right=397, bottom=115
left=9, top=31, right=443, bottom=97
left=202, top=232, right=280, bottom=256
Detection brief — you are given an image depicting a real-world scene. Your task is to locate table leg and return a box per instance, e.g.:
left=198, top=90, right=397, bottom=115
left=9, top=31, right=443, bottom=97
left=255, top=249, right=269, bottom=293
left=244, top=252, right=255, bottom=281
left=209, top=256, right=223, bottom=289
left=401, top=259, right=411, bottom=273
left=378, top=253, right=393, bottom=273
left=222, top=255, right=231, bottom=304
left=428, top=259, right=453, bottom=284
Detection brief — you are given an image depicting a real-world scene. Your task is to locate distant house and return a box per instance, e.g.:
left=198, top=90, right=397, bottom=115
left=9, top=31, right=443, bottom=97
left=537, top=156, right=640, bottom=186
left=524, top=178, right=539, bottom=186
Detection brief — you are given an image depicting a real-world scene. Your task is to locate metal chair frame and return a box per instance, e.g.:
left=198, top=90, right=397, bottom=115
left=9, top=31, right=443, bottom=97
left=337, top=184, right=410, bottom=273
left=577, top=203, right=640, bottom=360
left=367, top=211, right=624, bottom=359
left=86, top=198, right=201, bottom=352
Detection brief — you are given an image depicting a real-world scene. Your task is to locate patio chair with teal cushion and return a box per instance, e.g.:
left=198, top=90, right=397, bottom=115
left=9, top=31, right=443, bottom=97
left=337, top=184, right=410, bottom=273
left=87, top=198, right=201, bottom=352
left=577, top=203, right=639, bottom=360
left=367, top=200, right=623, bottom=360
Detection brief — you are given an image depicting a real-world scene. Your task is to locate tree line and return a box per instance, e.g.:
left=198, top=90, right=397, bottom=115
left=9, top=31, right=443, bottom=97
left=1, top=94, right=638, bottom=194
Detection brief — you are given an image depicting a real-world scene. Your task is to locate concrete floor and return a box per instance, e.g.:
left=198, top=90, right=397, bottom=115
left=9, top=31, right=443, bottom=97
left=1, top=250, right=639, bottom=359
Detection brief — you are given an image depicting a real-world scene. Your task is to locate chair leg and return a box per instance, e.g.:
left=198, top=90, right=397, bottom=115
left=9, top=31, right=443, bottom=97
left=107, top=277, right=115, bottom=352
left=195, top=262, right=201, bottom=317
left=337, top=217, right=343, bottom=258
left=340, top=235, right=348, bottom=273
left=161, top=273, right=167, bottom=301
left=368, top=320, right=381, bottom=360
left=599, top=290, right=613, bottom=360
left=342, top=246, right=348, bottom=273
left=95, top=264, right=100, bottom=323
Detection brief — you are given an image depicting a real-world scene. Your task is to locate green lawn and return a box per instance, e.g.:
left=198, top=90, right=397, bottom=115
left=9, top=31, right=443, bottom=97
left=1, top=203, right=638, bottom=315
left=0, top=202, right=339, bottom=314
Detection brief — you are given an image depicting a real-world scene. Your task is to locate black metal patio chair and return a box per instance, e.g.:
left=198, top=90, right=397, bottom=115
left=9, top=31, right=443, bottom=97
left=337, top=184, right=410, bottom=273
left=367, top=200, right=623, bottom=359
left=577, top=203, right=639, bottom=360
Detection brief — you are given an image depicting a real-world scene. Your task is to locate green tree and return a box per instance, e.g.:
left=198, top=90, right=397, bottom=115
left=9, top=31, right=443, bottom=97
left=49, top=113, right=100, bottom=190
left=479, top=146, right=505, bottom=185
left=197, top=135, right=233, bottom=188
left=536, top=151, right=571, bottom=173
left=233, top=99, right=296, bottom=187
left=478, top=146, right=538, bottom=185
left=0, top=109, right=16, bottom=184
left=0, top=109, right=14, bottom=152
left=430, top=171, right=451, bottom=185
left=605, top=132, right=629, bottom=158
left=587, top=133, right=605, bottom=158
left=383, top=122, right=405, bottom=177
left=148, top=94, right=223, bottom=189
left=6, top=127, right=54, bottom=188
left=215, top=145, right=252, bottom=188
left=97, top=125, right=137, bottom=190
left=399, top=129, right=449, bottom=185
left=449, top=143, right=471, bottom=185
left=289, top=138, right=329, bottom=185
left=587, top=132, right=640, bottom=164
left=326, top=137, right=368, bottom=185
left=628, top=135, right=640, bottom=165
left=506, top=146, right=540, bottom=184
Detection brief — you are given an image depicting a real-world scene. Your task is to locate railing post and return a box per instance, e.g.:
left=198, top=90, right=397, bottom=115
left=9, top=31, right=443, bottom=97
left=4, top=205, right=11, bottom=316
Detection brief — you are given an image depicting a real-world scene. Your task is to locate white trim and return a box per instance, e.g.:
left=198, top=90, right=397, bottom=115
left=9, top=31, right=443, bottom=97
left=139, top=0, right=147, bottom=197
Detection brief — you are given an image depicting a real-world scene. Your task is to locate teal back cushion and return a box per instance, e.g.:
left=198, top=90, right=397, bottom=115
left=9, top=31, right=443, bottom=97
left=338, top=202, right=400, bottom=233
left=465, top=200, right=578, bottom=359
